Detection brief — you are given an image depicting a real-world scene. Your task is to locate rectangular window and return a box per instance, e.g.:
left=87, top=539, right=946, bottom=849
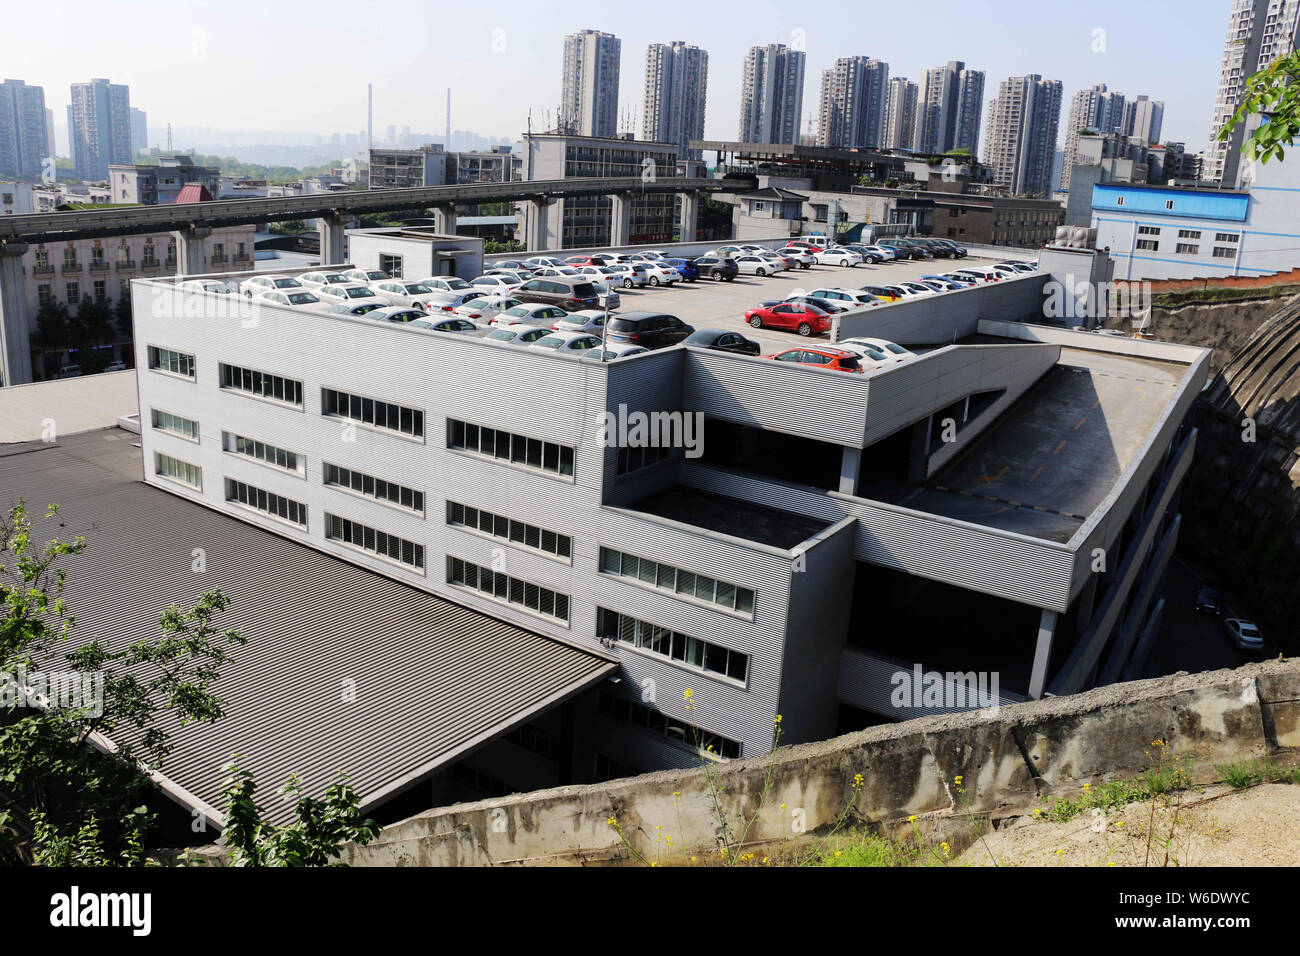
left=224, top=477, right=307, bottom=528
left=154, top=452, right=201, bottom=489
left=1213, top=246, right=1237, bottom=259
left=151, top=408, right=199, bottom=442
left=1215, top=233, right=1239, bottom=243
left=148, top=345, right=195, bottom=379
left=223, top=432, right=303, bottom=475
left=325, top=462, right=424, bottom=515
left=37, top=284, right=51, bottom=307
left=615, top=444, right=672, bottom=476
left=325, top=513, right=424, bottom=571
left=445, top=555, right=569, bottom=623
left=65, top=282, right=79, bottom=302
left=379, top=253, right=403, bottom=278
left=1177, top=229, right=1201, bottom=239
left=1137, top=225, right=1160, bottom=236
left=596, top=692, right=742, bottom=760
left=322, top=387, right=423, bottom=439
left=446, top=418, right=573, bottom=478
left=597, top=608, right=749, bottom=684
left=219, top=363, right=303, bottom=407
left=598, top=546, right=754, bottom=615
left=1175, top=243, right=1199, bottom=255
left=1136, top=239, right=1158, bottom=251
left=446, top=500, right=570, bottom=559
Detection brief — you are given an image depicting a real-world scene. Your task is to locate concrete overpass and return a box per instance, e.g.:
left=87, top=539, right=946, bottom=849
left=0, top=176, right=733, bottom=385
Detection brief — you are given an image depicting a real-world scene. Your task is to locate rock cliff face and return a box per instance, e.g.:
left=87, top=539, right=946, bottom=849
left=1181, top=297, right=1300, bottom=648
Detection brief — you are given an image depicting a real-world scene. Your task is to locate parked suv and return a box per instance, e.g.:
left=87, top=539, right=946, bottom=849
left=604, top=311, right=695, bottom=349
left=514, top=276, right=602, bottom=312
left=693, top=256, right=739, bottom=281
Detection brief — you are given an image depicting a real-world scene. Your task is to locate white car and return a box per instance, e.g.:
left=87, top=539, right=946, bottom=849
left=370, top=306, right=430, bottom=325
left=639, top=250, right=668, bottom=260
left=858, top=244, right=900, bottom=261
left=842, top=337, right=916, bottom=363
left=420, top=316, right=483, bottom=334
left=342, top=268, right=390, bottom=284
left=575, top=265, right=621, bottom=283
left=371, top=279, right=443, bottom=308
left=324, top=301, right=391, bottom=318
left=896, top=281, right=939, bottom=297
left=492, top=303, right=571, bottom=327
left=1224, top=618, right=1264, bottom=652
left=297, top=271, right=352, bottom=290
left=418, top=276, right=477, bottom=294
left=754, top=252, right=791, bottom=272
left=484, top=268, right=533, bottom=284
left=532, top=266, right=586, bottom=280
left=834, top=341, right=895, bottom=369
left=950, top=268, right=1001, bottom=284
left=453, top=295, right=522, bottom=320
left=604, top=263, right=649, bottom=288
left=481, top=324, right=554, bottom=345
left=553, top=309, right=607, bottom=334
left=240, top=275, right=304, bottom=297
left=255, top=289, right=321, bottom=308
left=806, top=288, right=882, bottom=308
left=733, top=254, right=778, bottom=276
left=583, top=343, right=650, bottom=361
left=179, top=279, right=238, bottom=295
left=522, top=256, right=566, bottom=270
left=779, top=248, right=816, bottom=269
left=316, top=283, right=389, bottom=305
left=640, top=262, right=680, bottom=286
left=814, top=248, right=862, bottom=268
left=470, top=274, right=524, bottom=294
left=529, top=330, right=603, bottom=352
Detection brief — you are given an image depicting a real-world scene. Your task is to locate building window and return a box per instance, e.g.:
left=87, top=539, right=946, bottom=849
left=220, top=363, right=303, bottom=407
left=325, top=462, right=424, bottom=515
left=1213, top=246, right=1237, bottom=259
left=223, top=432, right=303, bottom=475
left=212, top=242, right=224, bottom=259
left=616, top=444, right=672, bottom=475
left=91, top=247, right=104, bottom=266
left=93, top=280, right=107, bottom=302
left=445, top=555, right=569, bottom=623
left=1215, top=233, right=1239, bottom=243
left=598, top=547, right=754, bottom=615
left=1136, top=239, right=1158, bottom=251
left=1175, top=243, right=1199, bottom=255
left=1165, top=200, right=1175, bottom=210
left=143, top=244, right=157, bottom=265
left=34, top=249, right=47, bottom=268
left=151, top=408, right=198, bottom=442
left=147, top=345, right=195, bottom=379
left=322, top=387, right=423, bottom=439
left=813, top=204, right=828, bottom=222
left=225, top=478, right=308, bottom=529
left=1115, top=197, right=1124, bottom=206
left=236, top=242, right=246, bottom=259
left=379, top=253, right=403, bottom=278
left=165, top=242, right=177, bottom=267
left=63, top=247, right=77, bottom=268
left=1177, top=229, right=1201, bottom=239
left=597, top=692, right=742, bottom=760
left=37, top=284, right=51, bottom=308
left=597, top=608, right=749, bottom=683
left=326, top=513, right=424, bottom=571
left=117, top=245, right=129, bottom=264
left=154, top=452, right=201, bottom=489
left=446, top=500, right=570, bottom=559
left=1137, top=225, right=1160, bottom=236
left=65, top=282, right=79, bottom=302
left=446, top=418, right=574, bottom=478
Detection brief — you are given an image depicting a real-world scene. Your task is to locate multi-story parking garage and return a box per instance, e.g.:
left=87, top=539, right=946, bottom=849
left=126, top=246, right=1209, bottom=807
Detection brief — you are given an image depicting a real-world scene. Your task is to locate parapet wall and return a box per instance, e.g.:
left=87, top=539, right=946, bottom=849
left=339, top=658, right=1300, bottom=866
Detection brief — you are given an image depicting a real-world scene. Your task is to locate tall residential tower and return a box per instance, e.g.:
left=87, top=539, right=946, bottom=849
left=816, top=56, right=889, bottom=149
left=0, top=80, right=48, bottom=179
left=68, top=78, right=131, bottom=181
left=561, top=29, right=622, bottom=138
left=984, top=74, right=1063, bottom=197
left=642, top=41, right=709, bottom=159
left=914, top=60, right=985, bottom=155
left=739, top=43, right=805, bottom=144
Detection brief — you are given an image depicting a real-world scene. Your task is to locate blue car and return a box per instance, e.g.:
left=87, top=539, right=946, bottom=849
left=661, top=257, right=700, bottom=282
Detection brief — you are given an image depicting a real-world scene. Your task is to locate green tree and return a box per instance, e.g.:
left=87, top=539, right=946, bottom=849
left=0, top=501, right=247, bottom=865
left=1219, top=50, right=1300, bottom=165
left=31, top=300, right=71, bottom=350
left=115, top=291, right=134, bottom=342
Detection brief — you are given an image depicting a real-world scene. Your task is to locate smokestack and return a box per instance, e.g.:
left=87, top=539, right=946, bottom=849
left=367, top=83, right=373, bottom=151
left=445, top=88, right=451, bottom=149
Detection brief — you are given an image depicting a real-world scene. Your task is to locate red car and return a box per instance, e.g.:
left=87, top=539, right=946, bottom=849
left=764, top=346, right=864, bottom=373
left=744, top=302, right=833, bottom=336
left=784, top=240, right=818, bottom=250
left=564, top=255, right=602, bottom=267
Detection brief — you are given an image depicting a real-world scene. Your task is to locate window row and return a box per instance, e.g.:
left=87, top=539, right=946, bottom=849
left=446, top=500, right=572, bottom=560
left=223, top=432, right=302, bottom=475
left=154, top=452, right=201, bottom=489
left=151, top=408, right=198, bottom=441
left=326, top=513, right=425, bottom=570
left=447, top=419, right=575, bottom=478
left=598, top=547, right=755, bottom=615
left=325, top=462, right=424, bottom=514
left=219, top=363, right=303, bottom=407
left=616, top=444, right=672, bottom=476
left=597, top=693, right=742, bottom=760
left=445, top=556, right=570, bottom=624
left=148, top=346, right=194, bottom=379
left=225, top=477, right=308, bottom=528
left=598, top=608, right=749, bottom=682
left=322, top=387, right=424, bottom=439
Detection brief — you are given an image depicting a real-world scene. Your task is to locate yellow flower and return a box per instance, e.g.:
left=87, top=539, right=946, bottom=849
left=1108, top=861, right=1117, bottom=867
left=606, top=815, right=618, bottom=827
left=683, top=688, right=694, bottom=700
left=1032, top=808, right=1043, bottom=818
left=941, top=842, right=950, bottom=856
left=954, top=775, right=963, bottom=786
left=1115, top=821, right=1125, bottom=828
left=690, top=856, right=697, bottom=863
left=650, top=861, right=659, bottom=867
left=1056, top=848, right=1066, bottom=857
left=908, top=815, right=917, bottom=823
left=834, top=850, right=842, bottom=858
left=1082, top=783, right=1091, bottom=791
left=774, top=714, right=783, bottom=725
left=853, top=773, right=864, bottom=789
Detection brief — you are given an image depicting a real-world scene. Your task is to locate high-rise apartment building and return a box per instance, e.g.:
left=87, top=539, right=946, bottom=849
left=882, top=77, right=918, bottom=151
left=69, top=78, right=132, bottom=181
left=738, top=44, right=805, bottom=144
left=1206, top=0, right=1300, bottom=185
left=642, top=41, right=709, bottom=159
left=0, top=80, right=49, bottom=179
left=816, top=56, right=889, bottom=149
left=561, top=30, right=621, bottom=138
left=1125, top=95, right=1165, bottom=144
left=1061, top=84, right=1127, bottom=190
left=984, top=74, right=1063, bottom=197
left=914, top=61, right=985, bottom=155
left=129, top=108, right=148, bottom=157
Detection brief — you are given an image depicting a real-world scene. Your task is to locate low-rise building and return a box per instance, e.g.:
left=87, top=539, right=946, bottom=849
left=109, top=155, right=220, bottom=205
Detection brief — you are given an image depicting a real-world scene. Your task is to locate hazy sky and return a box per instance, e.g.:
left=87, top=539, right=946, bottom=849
left=19, top=0, right=1227, bottom=153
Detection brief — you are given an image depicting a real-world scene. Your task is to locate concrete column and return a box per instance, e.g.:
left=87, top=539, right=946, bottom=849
left=0, top=242, right=32, bottom=387
left=609, top=192, right=632, bottom=248
left=431, top=205, right=458, bottom=236
left=524, top=198, right=554, bottom=252
left=1028, top=608, right=1059, bottom=700
left=316, top=213, right=348, bottom=266
left=170, top=225, right=211, bottom=276
left=679, top=190, right=700, bottom=243
left=838, top=446, right=861, bottom=496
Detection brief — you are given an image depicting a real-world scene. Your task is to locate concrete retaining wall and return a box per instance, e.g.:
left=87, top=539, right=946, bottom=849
left=335, top=658, right=1299, bottom=866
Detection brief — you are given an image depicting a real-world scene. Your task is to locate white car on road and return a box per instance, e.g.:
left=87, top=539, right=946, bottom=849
left=418, top=276, right=477, bottom=294
left=733, top=254, right=780, bottom=276
left=370, top=280, right=444, bottom=309
left=255, top=289, right=322, bottom=308
left=814, top=248, right=862, bottom=268
left=481, top=324, right=555, bottom=345
left=842, top=337, right=916, bottom=363
left=240, top=274, right=304, bottom=297
left=806, top=287, right=883, bottom=308
left=453, top=295, right=522, bottom=320
left=491, top=303, right=571, bottom=327
left=640, top=262, right=680, bottom=286
left=297, top=271, right=352, bottom=290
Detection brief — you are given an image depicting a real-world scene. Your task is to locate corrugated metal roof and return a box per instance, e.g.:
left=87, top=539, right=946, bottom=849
left=0, top=430, right=614, bottom=827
